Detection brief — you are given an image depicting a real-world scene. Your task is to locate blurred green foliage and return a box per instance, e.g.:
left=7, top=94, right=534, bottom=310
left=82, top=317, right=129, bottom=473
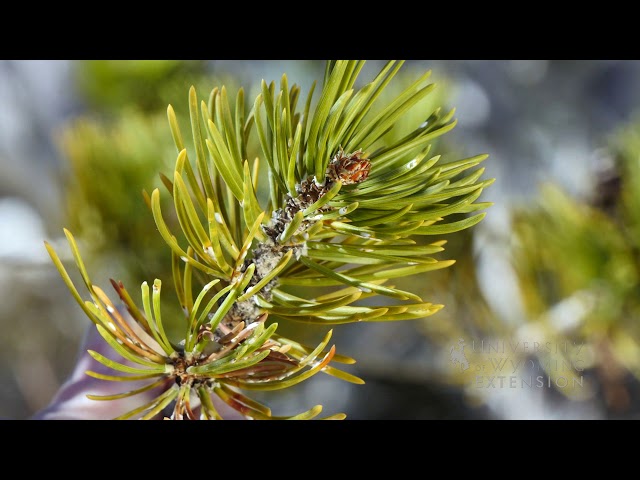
left=57, top=61, right=234, bottom=287
left=57, top=112, right=175, bottom=284
left=509, top=120, right=640, bottom=411
left=76, top=60, right=209, bottom=114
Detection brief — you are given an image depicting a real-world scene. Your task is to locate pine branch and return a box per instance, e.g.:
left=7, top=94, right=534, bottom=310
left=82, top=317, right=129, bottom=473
left=46, top=60, right=493, bottom=419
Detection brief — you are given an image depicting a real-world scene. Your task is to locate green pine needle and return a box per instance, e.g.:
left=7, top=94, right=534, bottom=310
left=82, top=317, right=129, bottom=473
left=46, top=59, right=493, bottom=420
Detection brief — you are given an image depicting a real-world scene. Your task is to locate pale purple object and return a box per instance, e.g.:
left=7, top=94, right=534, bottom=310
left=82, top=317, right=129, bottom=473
left=33, top=326, right=243, bottom=420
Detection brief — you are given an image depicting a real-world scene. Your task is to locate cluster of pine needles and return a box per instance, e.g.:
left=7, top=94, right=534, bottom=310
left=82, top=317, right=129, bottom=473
left=46, top=60, right=493, bottom=419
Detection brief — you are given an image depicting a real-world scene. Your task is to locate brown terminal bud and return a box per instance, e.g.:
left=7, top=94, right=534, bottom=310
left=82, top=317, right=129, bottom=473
left=326, top=147, right=371, bottom=185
